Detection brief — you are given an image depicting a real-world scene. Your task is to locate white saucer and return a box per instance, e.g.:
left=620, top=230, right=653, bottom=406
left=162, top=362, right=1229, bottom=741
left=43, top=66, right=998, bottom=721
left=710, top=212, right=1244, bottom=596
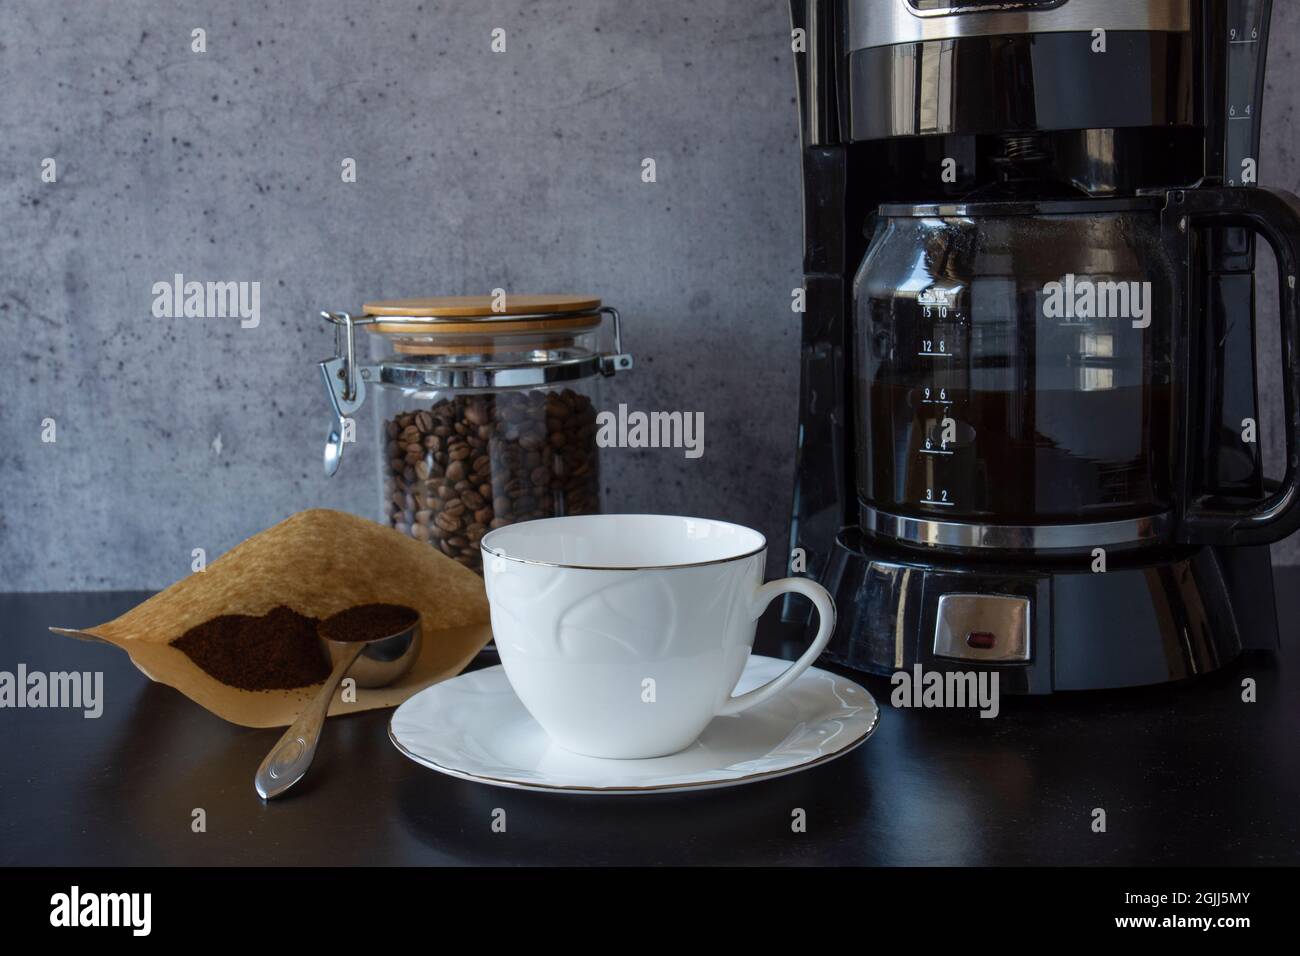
left=388, top=655, right=879, bottom=794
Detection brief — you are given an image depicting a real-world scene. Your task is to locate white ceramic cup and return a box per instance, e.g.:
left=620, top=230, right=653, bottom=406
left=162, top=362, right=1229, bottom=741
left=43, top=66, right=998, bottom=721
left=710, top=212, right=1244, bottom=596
left=480, top=514, right=836, bottom=759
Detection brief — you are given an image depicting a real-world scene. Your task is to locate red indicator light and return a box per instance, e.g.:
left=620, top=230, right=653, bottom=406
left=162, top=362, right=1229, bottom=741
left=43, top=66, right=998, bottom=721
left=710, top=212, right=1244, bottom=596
left=966, top=631, right=996, bottom=650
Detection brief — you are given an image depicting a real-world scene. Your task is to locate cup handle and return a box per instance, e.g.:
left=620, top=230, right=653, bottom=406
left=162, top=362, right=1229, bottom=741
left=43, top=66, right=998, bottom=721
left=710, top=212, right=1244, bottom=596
left=716, top=577, right=836, bottom=717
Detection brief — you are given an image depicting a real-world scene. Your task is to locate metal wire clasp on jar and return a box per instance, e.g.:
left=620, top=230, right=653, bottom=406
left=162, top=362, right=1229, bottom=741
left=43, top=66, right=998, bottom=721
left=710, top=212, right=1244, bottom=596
left=318, top=295, right=632, bottom=573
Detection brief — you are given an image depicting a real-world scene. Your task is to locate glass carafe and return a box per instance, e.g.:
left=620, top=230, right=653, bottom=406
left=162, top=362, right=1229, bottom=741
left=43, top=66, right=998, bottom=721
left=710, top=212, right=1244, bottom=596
left=853, top=190, right=1300, bottom=553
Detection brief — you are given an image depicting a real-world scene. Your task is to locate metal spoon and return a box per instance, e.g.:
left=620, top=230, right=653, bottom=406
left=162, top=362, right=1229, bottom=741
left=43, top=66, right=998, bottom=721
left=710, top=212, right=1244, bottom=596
left=255, top=611, right=422, bottom=800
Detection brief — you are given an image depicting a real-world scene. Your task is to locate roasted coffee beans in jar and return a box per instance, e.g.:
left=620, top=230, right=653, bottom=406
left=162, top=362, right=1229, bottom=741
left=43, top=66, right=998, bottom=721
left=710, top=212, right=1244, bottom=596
left=318, top=295, right=632, bottom=573
left=384, top=389, right=600, bottom=568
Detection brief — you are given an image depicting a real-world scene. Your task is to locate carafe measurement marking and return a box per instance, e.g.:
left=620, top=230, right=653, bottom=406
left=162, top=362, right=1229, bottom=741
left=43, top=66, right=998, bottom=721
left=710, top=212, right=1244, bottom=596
left=912, top=292, right=964, bottom=510
left=915, top=424, right=956, bottom=457
left=1225, top=9, right=1265, bottom=184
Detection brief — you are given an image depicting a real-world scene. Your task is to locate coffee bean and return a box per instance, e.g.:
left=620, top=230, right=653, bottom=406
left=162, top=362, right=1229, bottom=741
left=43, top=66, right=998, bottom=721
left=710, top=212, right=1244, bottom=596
left=382, top=388, right=601, bottom=572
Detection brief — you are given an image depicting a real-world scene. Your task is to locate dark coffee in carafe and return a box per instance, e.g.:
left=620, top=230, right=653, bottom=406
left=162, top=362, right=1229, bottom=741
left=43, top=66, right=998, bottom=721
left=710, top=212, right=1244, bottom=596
left=863, top=381, right=1174, bottom=522
left=854, top=200, right=1178, bottom=531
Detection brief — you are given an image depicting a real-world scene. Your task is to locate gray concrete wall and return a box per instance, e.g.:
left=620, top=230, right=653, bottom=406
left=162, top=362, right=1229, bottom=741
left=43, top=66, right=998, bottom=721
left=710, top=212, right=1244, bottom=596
left=2, top=0, right=1300, bottom=591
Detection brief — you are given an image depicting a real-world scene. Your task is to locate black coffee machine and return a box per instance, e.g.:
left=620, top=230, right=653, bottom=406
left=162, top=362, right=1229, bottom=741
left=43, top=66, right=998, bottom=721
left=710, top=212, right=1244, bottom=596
left=786, top=0, right=1300, bottom=691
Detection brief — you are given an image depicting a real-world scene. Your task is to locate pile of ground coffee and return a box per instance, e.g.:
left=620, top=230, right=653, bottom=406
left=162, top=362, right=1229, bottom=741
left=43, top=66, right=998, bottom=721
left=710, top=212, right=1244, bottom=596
left=319, top=603, right=419, bottom=644
left=171, top=606, right=330, bottom=690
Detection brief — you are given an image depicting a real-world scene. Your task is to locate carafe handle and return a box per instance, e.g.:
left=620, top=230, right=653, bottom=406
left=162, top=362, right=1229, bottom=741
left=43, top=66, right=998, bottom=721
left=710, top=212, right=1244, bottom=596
left=1170, top=186, right=1300, bottom=545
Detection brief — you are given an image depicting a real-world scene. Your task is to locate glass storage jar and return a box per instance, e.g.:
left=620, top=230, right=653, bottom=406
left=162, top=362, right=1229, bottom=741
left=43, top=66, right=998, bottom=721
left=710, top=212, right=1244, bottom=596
left=318, top=295, right=632, bottom=572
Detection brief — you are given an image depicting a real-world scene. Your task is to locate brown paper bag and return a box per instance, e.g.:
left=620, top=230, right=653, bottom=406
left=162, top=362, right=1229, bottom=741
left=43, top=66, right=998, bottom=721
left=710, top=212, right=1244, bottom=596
left=49, top=509, right=493, bottom=728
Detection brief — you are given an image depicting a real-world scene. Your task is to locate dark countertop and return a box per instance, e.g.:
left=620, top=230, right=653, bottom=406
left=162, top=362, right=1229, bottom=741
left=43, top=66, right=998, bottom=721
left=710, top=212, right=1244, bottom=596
left=1, top=580, right=1297, bottom=867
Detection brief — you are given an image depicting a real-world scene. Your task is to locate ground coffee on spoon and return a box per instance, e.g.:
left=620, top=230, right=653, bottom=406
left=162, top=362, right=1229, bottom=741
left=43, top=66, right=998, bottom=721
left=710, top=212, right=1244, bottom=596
left=319, top=603, right=419, bottom=643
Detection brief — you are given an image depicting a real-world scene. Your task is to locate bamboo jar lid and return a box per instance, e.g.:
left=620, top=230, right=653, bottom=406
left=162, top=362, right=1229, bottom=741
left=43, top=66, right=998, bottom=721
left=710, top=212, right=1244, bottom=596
left=362, top=294, right=604, bottom=354
left=363, top=295, right=602, bottom=334
left=363, top=294, right=601, bottom=318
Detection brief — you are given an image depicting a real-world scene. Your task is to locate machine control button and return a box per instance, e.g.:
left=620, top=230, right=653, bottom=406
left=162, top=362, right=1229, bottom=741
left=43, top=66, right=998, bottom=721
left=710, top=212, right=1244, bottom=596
left=934, top=594, right=1031, bottom=662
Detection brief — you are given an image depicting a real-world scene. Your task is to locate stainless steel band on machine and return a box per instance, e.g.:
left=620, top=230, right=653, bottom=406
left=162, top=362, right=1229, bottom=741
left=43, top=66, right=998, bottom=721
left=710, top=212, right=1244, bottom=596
left=859, top=505, right=1170, bottom=553
left=845, top=0, right=1191, bottom=51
